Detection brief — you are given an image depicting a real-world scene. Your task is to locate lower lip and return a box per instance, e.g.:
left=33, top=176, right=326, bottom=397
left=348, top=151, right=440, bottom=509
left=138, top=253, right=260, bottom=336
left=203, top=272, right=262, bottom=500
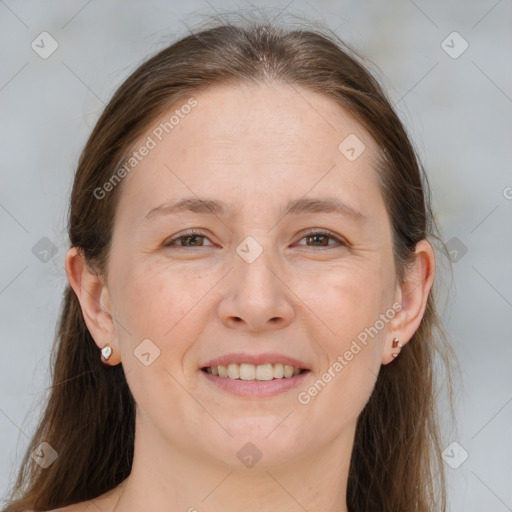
left=199, top=369, right=311, bottom=398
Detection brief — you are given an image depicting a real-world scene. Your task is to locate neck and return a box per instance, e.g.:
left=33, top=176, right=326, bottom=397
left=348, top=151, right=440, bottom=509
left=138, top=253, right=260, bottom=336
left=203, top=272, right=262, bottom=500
left=113, top=410, right=354, bottom=512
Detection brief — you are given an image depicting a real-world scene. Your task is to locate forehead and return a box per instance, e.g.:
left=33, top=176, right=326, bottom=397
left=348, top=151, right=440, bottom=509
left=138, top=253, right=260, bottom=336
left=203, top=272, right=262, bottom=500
left=165, top=83, right=377, bottom=162
left=115, top=82, right=383, bottom=224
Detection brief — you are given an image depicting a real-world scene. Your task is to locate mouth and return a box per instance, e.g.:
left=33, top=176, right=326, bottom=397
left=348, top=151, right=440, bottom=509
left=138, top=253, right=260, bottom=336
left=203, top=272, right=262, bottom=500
left=201, top=362, right=308, bottom=381
left=199, top=361, right=311, bottom=398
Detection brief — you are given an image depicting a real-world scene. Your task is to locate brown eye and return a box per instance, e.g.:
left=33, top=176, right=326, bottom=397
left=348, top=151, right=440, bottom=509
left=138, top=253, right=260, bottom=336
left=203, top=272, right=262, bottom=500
left=163, top=229, right=345, bottom=250
left=164, top=231, right=213, bottom=248
left=305, top=234, right=329, bottom=247
left=297, top=230, right=345, bottom=249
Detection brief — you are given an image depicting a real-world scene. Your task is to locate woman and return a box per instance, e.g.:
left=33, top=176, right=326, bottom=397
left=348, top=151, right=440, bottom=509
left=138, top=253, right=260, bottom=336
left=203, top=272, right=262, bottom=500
left=4, top=16, right=457, bottom=512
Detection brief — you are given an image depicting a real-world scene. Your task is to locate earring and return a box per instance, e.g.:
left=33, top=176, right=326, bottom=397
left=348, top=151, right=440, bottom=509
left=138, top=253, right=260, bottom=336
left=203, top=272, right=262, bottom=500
left=391, top=337, right=402, bottom=359
left=101, top=344, right=113, bottom=361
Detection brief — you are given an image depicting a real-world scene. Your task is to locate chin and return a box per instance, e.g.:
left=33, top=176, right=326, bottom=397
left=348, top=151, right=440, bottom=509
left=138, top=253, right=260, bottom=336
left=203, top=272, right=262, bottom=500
left=204, top=418, right=306, bottom=468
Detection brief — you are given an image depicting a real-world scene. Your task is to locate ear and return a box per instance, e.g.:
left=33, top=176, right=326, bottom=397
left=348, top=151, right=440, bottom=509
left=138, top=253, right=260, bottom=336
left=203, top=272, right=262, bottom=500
left=65, top=246, right=121, bottom=365
left=382, top=239, right=435, bottom=365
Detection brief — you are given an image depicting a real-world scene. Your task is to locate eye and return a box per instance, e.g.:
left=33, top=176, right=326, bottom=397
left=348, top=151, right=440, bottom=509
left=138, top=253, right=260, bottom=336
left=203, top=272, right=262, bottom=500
left=163, top=230, right=213, bottom=249
left=296, top=230, right=346, bottom=249
left=163, top=229, right=346, bottom=250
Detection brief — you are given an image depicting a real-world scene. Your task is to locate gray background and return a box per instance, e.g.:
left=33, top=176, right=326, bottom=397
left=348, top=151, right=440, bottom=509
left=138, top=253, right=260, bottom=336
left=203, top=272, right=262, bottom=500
left=1, top=0, right=511, bottom=510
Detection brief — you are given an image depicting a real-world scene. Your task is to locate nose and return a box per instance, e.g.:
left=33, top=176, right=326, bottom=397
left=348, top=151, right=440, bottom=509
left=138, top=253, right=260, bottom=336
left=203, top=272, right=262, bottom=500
left=217, top=246, right=295, bottom=332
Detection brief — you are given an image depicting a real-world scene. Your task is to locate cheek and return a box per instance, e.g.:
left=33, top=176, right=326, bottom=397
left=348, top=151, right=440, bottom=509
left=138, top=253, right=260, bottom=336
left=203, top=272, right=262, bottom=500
left=109, top=262, right=206, bottom=419
left=110, top=259, right=219, bottom=380
left=112, top=257, right=198, bottom=337
left=296, top=256, right=395, bottom=401
left=304, top=259, right=394, bottom=346
left=294, top=267, right=389, bottom=434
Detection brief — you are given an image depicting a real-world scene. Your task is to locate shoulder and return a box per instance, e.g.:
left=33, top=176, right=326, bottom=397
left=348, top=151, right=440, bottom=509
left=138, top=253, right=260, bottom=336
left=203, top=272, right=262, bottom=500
left=47, top=499, right=109, bottom=511
left=48, top=503, right=93, bottom=512
left=42, top=481, right=124, bottom=512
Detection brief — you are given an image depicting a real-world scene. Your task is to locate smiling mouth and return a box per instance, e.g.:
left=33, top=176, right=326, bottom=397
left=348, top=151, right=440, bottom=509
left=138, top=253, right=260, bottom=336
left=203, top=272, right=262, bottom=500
left=201, top=363, right=308, bottom=381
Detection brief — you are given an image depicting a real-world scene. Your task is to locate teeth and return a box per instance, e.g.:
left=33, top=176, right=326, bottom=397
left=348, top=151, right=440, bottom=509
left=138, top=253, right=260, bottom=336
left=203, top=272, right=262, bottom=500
left=283, top=365, right=294, bottom=378
left=273, top=363, right=284, bottom=379
left=255, top=363, right=273, bottom=381
left=240, top=363, right=256, bottom=380
left=227, top=363, right=239, bottom=379
left=205, top=363, right=304, bottom=380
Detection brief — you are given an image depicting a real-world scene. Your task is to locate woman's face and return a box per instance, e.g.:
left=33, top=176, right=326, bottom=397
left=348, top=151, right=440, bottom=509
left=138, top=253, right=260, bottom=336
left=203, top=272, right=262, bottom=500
left=105, top=83, right=399, bottom=468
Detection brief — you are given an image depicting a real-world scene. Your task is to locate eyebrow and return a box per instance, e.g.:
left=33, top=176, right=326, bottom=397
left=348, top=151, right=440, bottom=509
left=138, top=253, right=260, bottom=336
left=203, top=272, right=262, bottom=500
left=143, top=196, right=366, bottom=223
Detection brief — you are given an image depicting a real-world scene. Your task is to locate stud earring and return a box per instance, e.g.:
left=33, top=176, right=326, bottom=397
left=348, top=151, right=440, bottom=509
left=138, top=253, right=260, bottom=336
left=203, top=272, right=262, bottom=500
left=101, top=344, right=113, bottom=361
left=391, top=337, right=402, bottom=359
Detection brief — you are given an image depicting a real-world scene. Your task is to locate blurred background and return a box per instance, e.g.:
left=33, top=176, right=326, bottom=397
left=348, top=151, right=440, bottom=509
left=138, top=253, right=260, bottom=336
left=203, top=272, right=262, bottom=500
left=1, top=0, right=511, bottom=509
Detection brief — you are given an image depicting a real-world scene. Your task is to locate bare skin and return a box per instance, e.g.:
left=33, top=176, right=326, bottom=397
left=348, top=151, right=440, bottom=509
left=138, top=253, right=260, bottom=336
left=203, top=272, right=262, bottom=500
left=63, top=82, right=435, bottom=512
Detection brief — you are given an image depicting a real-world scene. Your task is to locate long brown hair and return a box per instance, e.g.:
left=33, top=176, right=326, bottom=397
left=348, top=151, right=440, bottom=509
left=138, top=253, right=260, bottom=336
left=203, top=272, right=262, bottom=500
left=4, top=13, right=459, bottom=512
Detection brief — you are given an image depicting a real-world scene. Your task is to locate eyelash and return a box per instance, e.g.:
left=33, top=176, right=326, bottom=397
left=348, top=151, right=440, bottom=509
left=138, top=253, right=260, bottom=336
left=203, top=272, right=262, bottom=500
left=163, top=229, right=346, bottom=250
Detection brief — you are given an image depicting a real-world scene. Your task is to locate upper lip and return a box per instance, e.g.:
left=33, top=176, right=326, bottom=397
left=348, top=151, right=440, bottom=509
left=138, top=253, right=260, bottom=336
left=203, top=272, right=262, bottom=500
left=201, top=352, right=310, bottom=370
